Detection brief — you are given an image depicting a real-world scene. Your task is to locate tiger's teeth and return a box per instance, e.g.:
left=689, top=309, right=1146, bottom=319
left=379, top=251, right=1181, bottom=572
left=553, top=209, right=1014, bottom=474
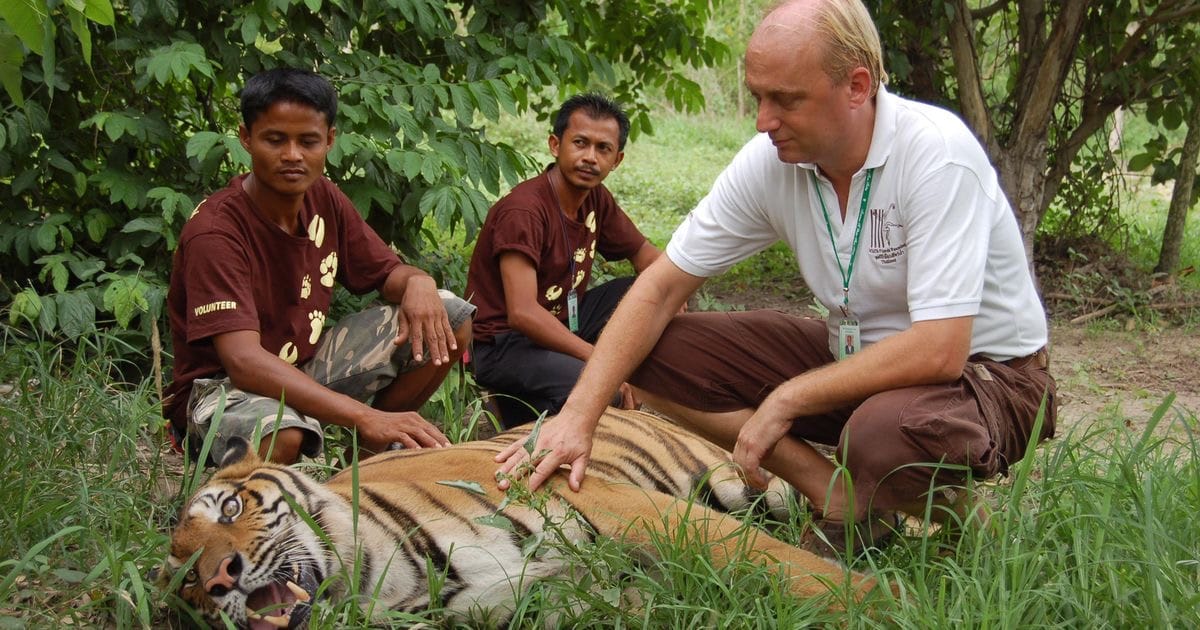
left=263, top=613, right=290, bottom=628
left=246, top=607, right=262, bottom=620
left=286, top=579, right=310, bottom=602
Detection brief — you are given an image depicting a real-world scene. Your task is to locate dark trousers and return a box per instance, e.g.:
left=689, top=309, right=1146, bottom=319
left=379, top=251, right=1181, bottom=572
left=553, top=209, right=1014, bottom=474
left=629, top=310, right=1057, bottom=514
left=472, top=277, right=633, bottom=427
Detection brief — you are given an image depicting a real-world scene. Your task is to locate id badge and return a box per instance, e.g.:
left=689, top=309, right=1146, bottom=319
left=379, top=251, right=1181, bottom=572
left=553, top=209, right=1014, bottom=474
left=837, top=318, right=860, bottom=360
left=567, top=289, right=579, bottom=332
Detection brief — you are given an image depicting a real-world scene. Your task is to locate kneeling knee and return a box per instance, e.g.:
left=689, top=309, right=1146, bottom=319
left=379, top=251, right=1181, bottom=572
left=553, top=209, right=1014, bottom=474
left=259, top=428, right=305, bottom=464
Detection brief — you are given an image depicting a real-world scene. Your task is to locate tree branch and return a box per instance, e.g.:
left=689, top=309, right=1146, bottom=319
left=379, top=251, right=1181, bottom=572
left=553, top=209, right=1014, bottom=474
left=1012, top=0, right=1091, bottom=149
left=948, top=0, right=995, bottom=150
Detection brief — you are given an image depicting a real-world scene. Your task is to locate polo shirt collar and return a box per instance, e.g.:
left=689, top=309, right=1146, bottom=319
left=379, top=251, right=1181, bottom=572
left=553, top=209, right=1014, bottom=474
left=862, top=83, right=896, bottom=171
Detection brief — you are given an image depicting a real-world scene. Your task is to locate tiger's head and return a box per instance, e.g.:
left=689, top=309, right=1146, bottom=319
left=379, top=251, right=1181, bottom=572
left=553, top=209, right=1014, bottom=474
left=164, top=438, right=324, bottom=629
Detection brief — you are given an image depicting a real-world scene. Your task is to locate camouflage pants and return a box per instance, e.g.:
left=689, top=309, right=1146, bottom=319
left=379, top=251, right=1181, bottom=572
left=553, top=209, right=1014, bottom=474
left=186, top=292, right=475, bottom=463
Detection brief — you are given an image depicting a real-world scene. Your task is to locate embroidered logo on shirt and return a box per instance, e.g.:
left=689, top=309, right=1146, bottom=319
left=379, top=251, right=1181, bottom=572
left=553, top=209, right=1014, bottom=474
left=308, top=215, right=326, bottom=248
left=319, top=252, right=338, bottom=287
left=868, top=203, right=905, bottom=264
left=193, top=300, right=237, bottom=317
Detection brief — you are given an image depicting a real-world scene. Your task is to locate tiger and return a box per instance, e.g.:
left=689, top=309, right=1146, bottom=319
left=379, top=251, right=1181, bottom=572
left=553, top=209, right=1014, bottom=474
left=164, top=408, right=883, bottom=628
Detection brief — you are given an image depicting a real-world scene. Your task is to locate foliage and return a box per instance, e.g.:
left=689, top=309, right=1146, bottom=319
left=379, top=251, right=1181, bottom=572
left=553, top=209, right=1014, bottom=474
left=873, top=0, right=1200, bottom=251
left=0, top=0, right=728, bottom=345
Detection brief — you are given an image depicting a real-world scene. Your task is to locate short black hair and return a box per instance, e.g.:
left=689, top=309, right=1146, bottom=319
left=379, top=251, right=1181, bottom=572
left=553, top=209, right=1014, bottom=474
left=551, top=93, right=631, bottom=151
left=240, top=68, right=338, bottom=131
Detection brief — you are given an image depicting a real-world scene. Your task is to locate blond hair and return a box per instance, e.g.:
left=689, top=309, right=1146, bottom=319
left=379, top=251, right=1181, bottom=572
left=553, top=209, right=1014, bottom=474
left=767, top=0, right=889, bottom=95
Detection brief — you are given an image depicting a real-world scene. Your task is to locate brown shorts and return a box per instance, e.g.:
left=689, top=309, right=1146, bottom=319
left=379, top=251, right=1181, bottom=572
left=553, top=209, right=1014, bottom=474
left=629, top=310, right=1057, bottom=512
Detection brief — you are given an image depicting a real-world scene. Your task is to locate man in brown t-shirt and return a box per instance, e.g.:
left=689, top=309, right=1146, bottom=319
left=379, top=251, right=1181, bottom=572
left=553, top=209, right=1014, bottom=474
left=465, top=94, right=660, bottom=426
left=163, top=68, right=475, bottom=465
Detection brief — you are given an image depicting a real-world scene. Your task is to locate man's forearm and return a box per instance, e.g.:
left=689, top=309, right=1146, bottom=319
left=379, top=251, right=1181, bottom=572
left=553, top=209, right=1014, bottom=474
left=225, top=349, right=369, bottom=429
left=380, top=265, right=434, bottom=304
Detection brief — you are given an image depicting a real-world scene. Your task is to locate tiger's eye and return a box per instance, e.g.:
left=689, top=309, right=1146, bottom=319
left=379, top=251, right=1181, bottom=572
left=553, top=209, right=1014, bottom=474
left=221, top=496, right=241, bottom=519
left=184, top=568, right=198, bottom=585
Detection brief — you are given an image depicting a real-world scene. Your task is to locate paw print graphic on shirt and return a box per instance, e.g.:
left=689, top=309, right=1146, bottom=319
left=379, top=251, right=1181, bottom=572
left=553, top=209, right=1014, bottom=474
left=308, top=311, right=326, bottom=344
left=300, top=275, right=312, bottom=300
left=319, top=252, right=338, bottom=287
left=545, top=285, right=563, bottom=302
left=573, top=269, right=585, bottom=289
left=574, top=247, right=587, bottom=263
left=278, top=342, right=299, bottom=364
left=589, top=240, right=597, bottom=259
left=585, top=211, right=597, bottom=233
left=308, top=215, right=326, bottom=248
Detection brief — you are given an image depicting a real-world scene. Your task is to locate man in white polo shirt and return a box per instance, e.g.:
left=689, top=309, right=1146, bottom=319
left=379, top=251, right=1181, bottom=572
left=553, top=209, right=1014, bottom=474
left=496, top=0, right=1056, bottom=557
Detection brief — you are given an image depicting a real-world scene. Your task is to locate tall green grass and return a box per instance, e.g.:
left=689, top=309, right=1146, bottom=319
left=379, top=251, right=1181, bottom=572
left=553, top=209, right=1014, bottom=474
left=1, top=333, right=1197, bottom=627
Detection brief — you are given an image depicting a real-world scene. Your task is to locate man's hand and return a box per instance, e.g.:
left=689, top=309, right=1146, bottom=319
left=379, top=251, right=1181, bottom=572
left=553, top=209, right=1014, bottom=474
left=494, top=414, right=594, bottom=493
left=732, top=407, right=793, bottom=490
left=356, top=408, right=450, bottom=452
left=395, top=275, right=456, bottom=365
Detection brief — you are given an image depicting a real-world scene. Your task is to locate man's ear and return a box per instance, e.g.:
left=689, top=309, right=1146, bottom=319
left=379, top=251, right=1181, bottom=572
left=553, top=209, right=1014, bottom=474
left=238, top=123, right=251, bottom=150
left=547, top=133, right=560, bottom=158
left=847, top=66, right=873, bottom=108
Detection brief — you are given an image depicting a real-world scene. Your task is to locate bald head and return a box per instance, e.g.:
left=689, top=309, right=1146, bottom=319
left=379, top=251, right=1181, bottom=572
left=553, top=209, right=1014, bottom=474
left=750, top=0, right=887, bottom=94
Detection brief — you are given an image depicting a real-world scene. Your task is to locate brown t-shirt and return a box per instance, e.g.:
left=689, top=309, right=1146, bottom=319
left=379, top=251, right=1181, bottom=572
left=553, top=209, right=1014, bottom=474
left=162, top=174, right=401, bottom=432
left=466, top=168, right=647, bottom=343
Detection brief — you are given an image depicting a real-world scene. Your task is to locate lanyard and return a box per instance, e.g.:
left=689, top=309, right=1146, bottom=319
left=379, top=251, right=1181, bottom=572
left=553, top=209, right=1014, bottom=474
left=811, top=168, right=874, bottom=317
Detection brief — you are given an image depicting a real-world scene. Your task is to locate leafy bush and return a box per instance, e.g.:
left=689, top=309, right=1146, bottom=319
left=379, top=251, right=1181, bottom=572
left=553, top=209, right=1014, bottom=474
left=1, top=0, right=728, bottom=354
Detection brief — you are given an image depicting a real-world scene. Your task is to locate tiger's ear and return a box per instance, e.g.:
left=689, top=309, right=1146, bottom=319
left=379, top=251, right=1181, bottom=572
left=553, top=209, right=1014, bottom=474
left=219, top=437, right=256, bottom=469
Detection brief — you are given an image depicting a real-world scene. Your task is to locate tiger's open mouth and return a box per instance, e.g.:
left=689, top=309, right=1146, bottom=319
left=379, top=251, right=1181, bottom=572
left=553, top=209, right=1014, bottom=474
left=244, top=568, right=318, bottom=630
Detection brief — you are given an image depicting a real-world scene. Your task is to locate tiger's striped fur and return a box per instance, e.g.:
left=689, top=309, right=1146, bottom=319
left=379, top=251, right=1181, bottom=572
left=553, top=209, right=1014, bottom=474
left=166, top=408, right=880, bottom=627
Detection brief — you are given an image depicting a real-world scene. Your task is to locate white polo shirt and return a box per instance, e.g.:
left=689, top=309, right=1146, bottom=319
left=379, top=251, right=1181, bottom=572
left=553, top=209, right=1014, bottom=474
left=666, top=86, right=1047, bottom=360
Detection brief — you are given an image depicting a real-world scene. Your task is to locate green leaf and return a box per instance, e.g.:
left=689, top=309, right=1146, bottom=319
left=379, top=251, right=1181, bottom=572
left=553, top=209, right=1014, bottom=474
left=473, top=514, right=515, bottom=532
left=0, top=0, right=48, bottom=56
left=103, top=275, right=151, bottom=328
left=144, top=41, right=213, bottom=85
left=121, top=217, right=164, bottom=234
left=83, top=0, right=115, bottom=25
left=0, top=33, right=22, bottom=107
left=55, top=291, right=96, bottom=337
left=67, top=8, right=93, bottom=66
left=1127, top=153, right=1155, bottom=172
left=9, top=288, right=41, bottom=325
left=436, top=479, right=486, bottom=496
left=37, top=292, right=58, bottom=334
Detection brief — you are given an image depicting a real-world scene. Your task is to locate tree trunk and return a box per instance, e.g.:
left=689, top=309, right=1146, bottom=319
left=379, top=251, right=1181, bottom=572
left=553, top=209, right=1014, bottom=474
left=1154, top=102, right=1200, bottom=275
left=995, top=140, right=1051, bottom=278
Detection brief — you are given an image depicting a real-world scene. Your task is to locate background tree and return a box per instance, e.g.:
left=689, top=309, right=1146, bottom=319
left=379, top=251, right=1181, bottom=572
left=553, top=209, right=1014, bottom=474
left=0, top=0, right=727, bottom=341
left=874, top=0, right=1200, bottom=271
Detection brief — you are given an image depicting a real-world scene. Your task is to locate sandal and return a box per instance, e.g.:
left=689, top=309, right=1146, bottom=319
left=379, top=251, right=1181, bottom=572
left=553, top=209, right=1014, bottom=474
left=799, top=511, right=902, bottom=559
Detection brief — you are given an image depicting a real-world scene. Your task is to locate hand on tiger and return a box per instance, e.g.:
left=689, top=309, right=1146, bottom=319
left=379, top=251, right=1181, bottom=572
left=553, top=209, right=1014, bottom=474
left=358, top=409, right=450, bottom=451
left=732, top=406, right=791, bottom=490
left=395, top=275, right=455, bottom=366
left=495, top=414, right=593, bottom=493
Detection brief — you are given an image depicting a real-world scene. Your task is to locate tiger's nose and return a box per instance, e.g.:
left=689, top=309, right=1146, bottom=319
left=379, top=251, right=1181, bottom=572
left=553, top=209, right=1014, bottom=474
left=205, top=554, right=243, bottom=596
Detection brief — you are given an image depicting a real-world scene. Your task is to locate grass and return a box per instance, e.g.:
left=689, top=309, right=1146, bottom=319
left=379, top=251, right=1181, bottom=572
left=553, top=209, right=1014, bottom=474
left=3, top=107, right=1197, bottom=627
left=1, top=335, right=1197, bottom=627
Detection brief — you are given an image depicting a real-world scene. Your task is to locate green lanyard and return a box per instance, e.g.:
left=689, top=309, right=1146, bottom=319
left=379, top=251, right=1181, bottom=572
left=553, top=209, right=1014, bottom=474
left=811, top=168, right=874, bottom=317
